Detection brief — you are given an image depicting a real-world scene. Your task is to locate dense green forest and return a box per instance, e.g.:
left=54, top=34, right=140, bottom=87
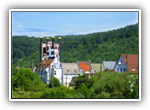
left=12, top=23, right=138, bottom=68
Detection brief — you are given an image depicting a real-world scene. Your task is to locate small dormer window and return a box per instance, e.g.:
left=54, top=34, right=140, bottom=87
left=87, top=63, right=89, bottom=65
left=80, top=70, right=83, bottom=73
left=119, top=61, right=122, bottom=64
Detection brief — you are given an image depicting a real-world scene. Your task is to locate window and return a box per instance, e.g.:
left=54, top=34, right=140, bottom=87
left=136, top=67, right=138, bottom=70
left=119, top=61, right=122, bottom=64
left=67, top=70, right=71, bottom=73
left=86, top=70, right=88, bottom=72
left=47, top=46, right=49, bottom=50
left=43, top=47, right=46, bottom=53
left=51, top=51, right=54, bottom=55
left=54, top=71, right=56, bottom=75
left=74, top=70, right=78, bottom=73
left=80, top=70, right=83, bottom=73
left=87, top=63, right=89, bottom=65
left=132, top=68, right=135, bottom=71
left=120, top=68, right=122, bottom=72
left=117, top=68, right=119, bottom=71
left=124, top=68, right=125, bottom=71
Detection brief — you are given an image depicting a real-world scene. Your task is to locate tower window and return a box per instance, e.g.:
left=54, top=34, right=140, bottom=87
left=119, top=61, right=122, bottom=64
left=51, top=51, right=54, bottom=55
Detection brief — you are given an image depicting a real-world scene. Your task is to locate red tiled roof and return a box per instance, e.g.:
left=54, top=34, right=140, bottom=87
left=39, top=59, right=53, bottom=69
left=79, top=62, right=91, bottom=73
left=121, top=54, right=138, bottom=74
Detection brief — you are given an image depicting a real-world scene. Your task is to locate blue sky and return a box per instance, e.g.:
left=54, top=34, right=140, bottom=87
left=12, top=11, right=138, bottom=37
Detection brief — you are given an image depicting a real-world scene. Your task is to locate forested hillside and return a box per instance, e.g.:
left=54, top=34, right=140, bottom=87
left=12, top=23, right=138, bottom=68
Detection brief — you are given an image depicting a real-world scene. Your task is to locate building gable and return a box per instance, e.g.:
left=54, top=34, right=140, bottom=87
left=114, top=56, right=127, bottom=73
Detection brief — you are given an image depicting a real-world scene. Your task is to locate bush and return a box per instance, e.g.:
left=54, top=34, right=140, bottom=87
left=76, top=83, right=90, bottom=98
left=12, top=67, right=46, bottom=91
left=40, top=86, right=69, bottom=98
left=88, top=72, right=138, bottom=98
left=49, top=77, right=61, bottom=88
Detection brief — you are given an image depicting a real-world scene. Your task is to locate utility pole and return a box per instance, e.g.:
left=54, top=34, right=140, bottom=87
left=52, top=66, right=54, bottom=88
left=127, top=55, right=129, bottom=75
left=66, top=75, right=67, bottom=87
left=100, top=60, right=102, bottom=78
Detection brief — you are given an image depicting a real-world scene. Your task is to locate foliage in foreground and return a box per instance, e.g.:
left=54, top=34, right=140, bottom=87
left=12, top=68, right=138, bottom=98
left=88, top=72, right=138, bottom=98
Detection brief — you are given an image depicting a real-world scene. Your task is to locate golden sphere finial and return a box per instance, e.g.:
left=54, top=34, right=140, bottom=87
left=58, top=37, right=61, bottom=40
left=46, top=37, right=49, bottom=40
left=40, top=36, right=43, bottom=39
left=52, top=36, right=55, bottom=39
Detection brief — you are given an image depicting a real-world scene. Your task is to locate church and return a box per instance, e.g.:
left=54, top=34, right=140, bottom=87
left=34, top=36, right=63, bottom=85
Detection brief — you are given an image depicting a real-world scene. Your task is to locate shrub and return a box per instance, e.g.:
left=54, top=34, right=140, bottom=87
left=49, top=77, right=61, bottom=88
left=88, top=72, right=138, bottom=98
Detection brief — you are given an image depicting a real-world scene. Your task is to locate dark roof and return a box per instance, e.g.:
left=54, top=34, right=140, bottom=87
left=103, top=61, right=116, bottom=70
left=104, top=69, right=115, bottom=73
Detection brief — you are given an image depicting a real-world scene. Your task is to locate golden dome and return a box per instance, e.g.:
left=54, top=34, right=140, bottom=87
left=46, top=37, right=49, bottom=40
left=52, top=36, right=55, bottom=39
left=58, top=37, right=61, bottom=40
left=40, top=36, right=43, bottom=39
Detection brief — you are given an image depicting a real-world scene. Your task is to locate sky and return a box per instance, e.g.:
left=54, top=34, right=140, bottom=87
left=12, top=11, right=138, bottom=37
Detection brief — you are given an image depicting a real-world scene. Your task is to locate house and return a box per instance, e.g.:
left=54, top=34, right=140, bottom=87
left=91, top=63, right=104, bottom=73
left=114, top=54, right=138, bottom=74
left=62, top=63, right=80, bottom=87
left=103, top=61, right=116, bottom=71
left=69, top=73, right=95, bottom=88
left=35, top=36, right=63, bottom=85
left=76, top=60, right=94, bottom=74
